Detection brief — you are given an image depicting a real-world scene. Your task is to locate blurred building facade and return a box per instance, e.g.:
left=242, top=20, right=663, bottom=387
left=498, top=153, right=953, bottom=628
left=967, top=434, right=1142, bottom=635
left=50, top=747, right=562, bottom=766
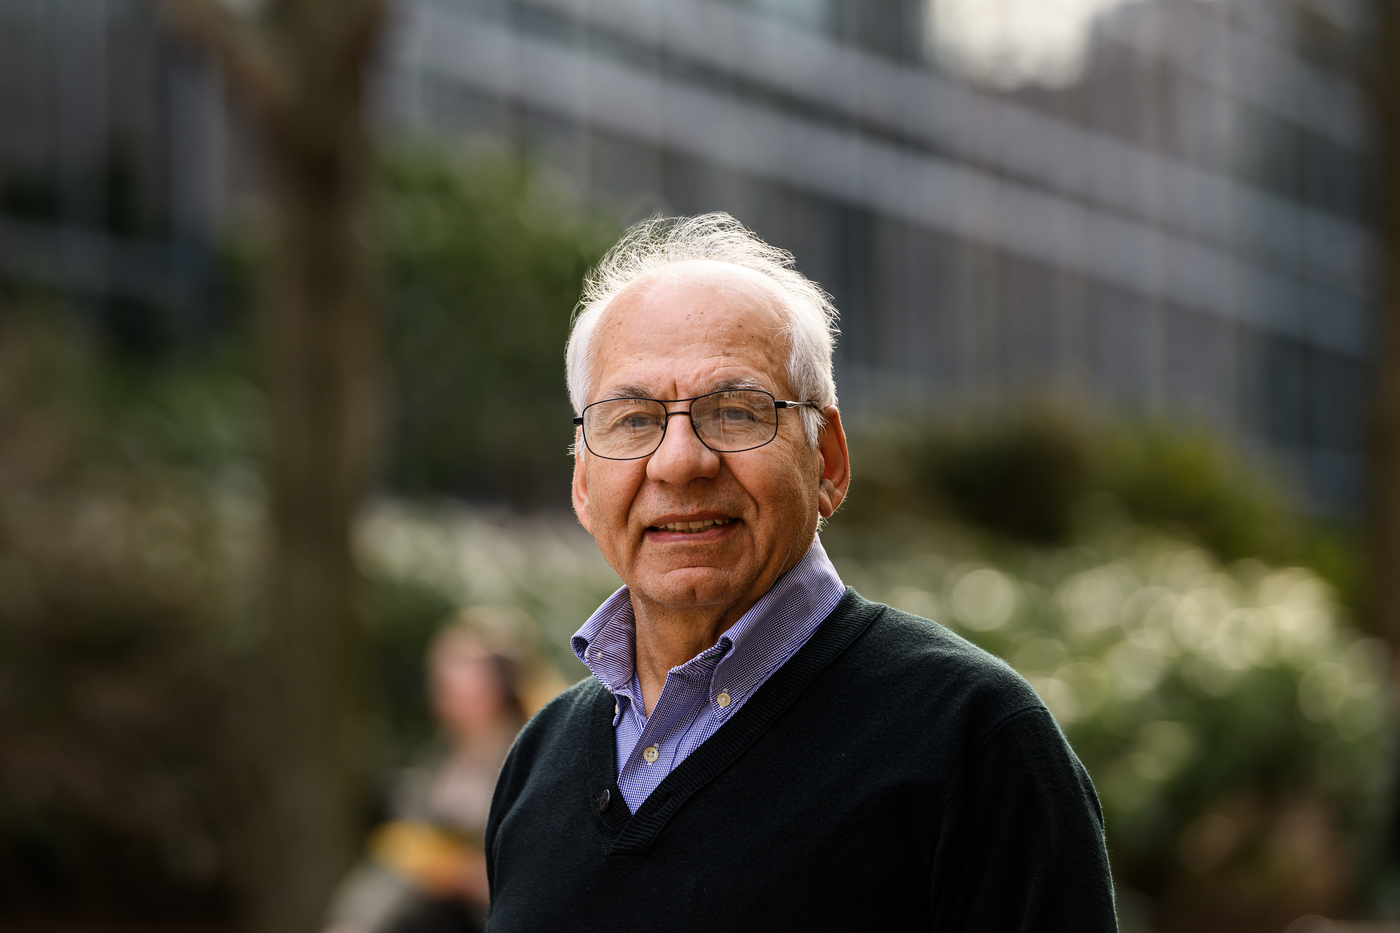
left=378, top=0, right=1377, bottom=512
left=0, top=0, right=1377, bottom=511
left=0, top=0, right=232, bottom=342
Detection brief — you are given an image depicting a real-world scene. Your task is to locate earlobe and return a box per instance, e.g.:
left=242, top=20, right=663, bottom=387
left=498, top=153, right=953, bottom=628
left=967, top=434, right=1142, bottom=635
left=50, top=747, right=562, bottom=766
left=817, top=474, right=846, bottom=518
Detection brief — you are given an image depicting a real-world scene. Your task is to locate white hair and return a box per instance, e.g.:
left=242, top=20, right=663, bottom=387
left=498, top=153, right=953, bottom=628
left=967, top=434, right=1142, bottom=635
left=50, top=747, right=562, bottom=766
left=565, top=213, right=840, bottom=446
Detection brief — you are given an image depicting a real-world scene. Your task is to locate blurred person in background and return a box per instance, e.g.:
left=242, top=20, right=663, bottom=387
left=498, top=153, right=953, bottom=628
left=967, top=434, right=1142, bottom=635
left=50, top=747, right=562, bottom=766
left=324, top=611, right=555, bottom=933
left=485, top=213, right=1117, bottom=931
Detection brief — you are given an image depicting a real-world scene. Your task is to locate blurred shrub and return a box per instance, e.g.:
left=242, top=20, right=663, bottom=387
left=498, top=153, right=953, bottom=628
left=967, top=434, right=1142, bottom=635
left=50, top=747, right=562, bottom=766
left=835, top=522, right=1394, bottom=929
left=0, top=475, right=257, bottom=919
left=0, top=307, right=259, bottom=919
left=1094, top=424, right=1300, bottom=564
left=362, top=575, right=461, bottom=763
left=382, top=148, right=616, bottom=507
left=841, top=409, right=1357, bottom=605
left=354, top=499, right=619, bottom=683
left=913, top=409, right=1090, bottom=542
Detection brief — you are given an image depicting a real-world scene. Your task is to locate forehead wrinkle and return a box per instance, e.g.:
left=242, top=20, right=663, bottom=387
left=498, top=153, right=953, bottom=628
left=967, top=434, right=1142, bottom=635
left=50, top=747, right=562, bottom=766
left=588, top=264, right=794, bottom=404
left=598, top=376, right=772, bottom=402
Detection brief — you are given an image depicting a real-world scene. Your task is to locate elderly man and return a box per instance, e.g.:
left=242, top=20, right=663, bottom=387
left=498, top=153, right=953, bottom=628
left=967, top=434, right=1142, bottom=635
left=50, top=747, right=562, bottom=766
left=485, top=214, right=1117, bottom=931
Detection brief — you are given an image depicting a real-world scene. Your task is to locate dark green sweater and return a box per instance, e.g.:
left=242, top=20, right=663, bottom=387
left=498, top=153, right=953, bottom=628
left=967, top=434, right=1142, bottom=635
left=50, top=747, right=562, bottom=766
left=485, top=590, right=1117, bottom=931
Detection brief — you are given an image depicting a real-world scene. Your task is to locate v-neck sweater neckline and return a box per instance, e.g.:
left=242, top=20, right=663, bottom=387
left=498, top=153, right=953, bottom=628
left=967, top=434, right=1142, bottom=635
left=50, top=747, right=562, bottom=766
left=585, top=587, right=883, bottom=855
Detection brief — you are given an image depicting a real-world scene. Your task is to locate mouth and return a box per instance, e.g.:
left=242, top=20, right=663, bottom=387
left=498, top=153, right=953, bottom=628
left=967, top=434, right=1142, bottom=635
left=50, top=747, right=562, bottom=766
left=647, top=517, right=736, bottom=534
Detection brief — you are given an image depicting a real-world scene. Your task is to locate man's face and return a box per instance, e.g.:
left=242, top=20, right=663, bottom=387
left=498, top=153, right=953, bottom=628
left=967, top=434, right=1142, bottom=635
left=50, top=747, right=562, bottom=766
left=571, top=262, right=849, bottom=626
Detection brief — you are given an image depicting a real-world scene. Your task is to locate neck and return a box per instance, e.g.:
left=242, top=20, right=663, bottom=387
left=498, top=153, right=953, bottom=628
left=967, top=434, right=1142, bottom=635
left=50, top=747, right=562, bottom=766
left=631, top=599, right=744, bottom=716
left=626, top=537, right=820, bottom=715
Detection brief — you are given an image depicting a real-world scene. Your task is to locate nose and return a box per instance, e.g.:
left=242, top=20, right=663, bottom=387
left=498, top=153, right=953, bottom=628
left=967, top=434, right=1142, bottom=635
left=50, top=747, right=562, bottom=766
left=646, top=408, right=721, bottom=485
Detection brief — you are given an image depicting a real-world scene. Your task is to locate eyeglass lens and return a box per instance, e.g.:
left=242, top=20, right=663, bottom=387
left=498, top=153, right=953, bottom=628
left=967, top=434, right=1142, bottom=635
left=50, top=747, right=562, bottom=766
left=582, top=390, right=780, bottom=459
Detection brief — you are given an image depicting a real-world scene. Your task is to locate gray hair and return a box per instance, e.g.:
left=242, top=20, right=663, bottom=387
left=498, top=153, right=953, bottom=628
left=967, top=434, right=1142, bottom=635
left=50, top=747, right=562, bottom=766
left=565, top=213, right=840, bottom=446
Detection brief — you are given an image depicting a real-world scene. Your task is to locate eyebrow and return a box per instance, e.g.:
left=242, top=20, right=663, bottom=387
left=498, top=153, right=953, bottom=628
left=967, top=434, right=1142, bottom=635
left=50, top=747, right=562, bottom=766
left=600, top=376, right=769, bottom=401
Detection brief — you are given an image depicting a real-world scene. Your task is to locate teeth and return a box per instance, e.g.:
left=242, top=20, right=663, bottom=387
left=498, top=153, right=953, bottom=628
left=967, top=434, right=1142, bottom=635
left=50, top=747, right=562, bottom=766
left=658, top=517, right=733, bottom=532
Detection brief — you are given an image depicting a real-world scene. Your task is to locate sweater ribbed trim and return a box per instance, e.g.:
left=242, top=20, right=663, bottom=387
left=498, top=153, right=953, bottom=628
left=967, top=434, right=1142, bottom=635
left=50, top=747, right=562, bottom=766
left=584, top=588, right=885, bottom=856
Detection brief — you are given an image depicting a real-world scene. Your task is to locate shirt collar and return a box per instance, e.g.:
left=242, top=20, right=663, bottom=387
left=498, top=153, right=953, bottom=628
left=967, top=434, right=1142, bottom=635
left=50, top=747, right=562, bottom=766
left=572, top=536, right=845, bottom=716
left=572, top=586, right=637, bottom=693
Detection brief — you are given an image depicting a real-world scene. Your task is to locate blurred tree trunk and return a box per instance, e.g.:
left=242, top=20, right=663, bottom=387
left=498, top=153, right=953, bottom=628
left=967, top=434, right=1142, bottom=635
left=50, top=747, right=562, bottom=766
left=152, top=2, right=385, bottom=933
left=1360, top=0, right=1400, bottom=871
left=1372, top=2, right=1400, bottom=662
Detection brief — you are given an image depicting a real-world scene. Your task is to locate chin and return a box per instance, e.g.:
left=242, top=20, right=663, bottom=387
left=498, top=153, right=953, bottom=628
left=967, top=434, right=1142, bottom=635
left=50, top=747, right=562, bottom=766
left=638, top=569, right=746, bottom=609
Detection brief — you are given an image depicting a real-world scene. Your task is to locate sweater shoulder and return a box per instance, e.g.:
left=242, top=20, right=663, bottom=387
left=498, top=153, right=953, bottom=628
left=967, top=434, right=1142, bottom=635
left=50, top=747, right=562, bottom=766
left=837, top=591, right=1046, bottom=741
left=488, top=676, right=607, bottom=842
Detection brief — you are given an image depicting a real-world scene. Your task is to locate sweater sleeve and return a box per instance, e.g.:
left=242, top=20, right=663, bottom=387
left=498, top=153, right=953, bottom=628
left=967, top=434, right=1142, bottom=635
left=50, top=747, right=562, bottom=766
left=484, top=719, right=527, bottom=904
left=483, top=685, right=572, bottom=905
left=927, top=706, right=1118, bottom=932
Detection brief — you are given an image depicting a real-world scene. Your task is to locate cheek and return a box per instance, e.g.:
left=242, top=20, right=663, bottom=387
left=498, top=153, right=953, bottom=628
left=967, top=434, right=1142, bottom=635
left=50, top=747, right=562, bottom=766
left=746, top=457, right=818, bottom=528
left=586, top=463, right=644, bottom=528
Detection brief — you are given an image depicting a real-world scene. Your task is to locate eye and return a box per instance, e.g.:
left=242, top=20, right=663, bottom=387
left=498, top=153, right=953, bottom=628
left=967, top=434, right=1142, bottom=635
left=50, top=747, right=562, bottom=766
left=717, top=406, right=757, bottom=423
left=612, top=410, right=663, bottom=430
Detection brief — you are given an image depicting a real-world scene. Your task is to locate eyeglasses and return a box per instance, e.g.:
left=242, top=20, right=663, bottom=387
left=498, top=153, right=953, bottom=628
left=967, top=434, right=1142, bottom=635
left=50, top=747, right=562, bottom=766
left=573, top=388, right=820, bottom=461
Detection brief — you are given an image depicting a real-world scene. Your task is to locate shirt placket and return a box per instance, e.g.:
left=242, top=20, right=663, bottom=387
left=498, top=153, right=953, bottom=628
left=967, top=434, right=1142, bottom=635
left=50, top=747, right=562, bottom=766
left=618, top=655, right=721, bottom=788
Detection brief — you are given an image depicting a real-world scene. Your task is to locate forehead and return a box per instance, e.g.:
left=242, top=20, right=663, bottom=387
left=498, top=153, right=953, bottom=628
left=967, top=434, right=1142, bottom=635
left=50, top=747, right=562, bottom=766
left=590, top=261, right=790, bottom=398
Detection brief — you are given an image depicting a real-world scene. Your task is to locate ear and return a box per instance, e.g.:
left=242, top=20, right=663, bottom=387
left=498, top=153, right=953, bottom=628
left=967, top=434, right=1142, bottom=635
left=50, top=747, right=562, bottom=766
left=814, top=407, right=850, bottom=518
left=572, top=431, right=595, bottom=535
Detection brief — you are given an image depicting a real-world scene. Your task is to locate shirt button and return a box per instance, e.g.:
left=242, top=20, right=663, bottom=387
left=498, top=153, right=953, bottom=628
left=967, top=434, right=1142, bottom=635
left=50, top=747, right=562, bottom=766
left=642, top=745, right=659, bottom=763
left=596, top=788, right=611, bottom=812
left=614, top=703, right=620, bottom=716
left=716, top=691, right=732, bottom=708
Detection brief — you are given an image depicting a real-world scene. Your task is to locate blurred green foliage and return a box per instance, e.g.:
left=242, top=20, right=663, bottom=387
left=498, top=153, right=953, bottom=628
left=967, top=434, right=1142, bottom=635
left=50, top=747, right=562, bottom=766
left=382, top=148, right=616, bottom=507
left=361, top=574, right=461, bottom=763
left=0, top=303, right=257, bottom=917
left=840, top=408, right=1362, bottom=610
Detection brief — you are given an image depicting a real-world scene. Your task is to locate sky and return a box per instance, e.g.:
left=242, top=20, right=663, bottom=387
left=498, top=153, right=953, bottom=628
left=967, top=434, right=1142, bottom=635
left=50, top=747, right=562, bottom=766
left=926, top=0, right=1154, bottom=88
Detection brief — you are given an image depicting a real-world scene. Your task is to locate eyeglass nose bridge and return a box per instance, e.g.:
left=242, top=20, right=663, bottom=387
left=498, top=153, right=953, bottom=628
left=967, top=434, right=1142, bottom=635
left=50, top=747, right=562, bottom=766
left=655, top=405, right=705, bottom=446
left=627, top=400, right=719, bottom=460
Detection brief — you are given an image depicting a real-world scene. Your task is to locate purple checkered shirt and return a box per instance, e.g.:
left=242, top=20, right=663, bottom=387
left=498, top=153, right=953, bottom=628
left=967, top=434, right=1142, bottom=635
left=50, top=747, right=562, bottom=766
left=572, top=536, right=845, bottom=812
